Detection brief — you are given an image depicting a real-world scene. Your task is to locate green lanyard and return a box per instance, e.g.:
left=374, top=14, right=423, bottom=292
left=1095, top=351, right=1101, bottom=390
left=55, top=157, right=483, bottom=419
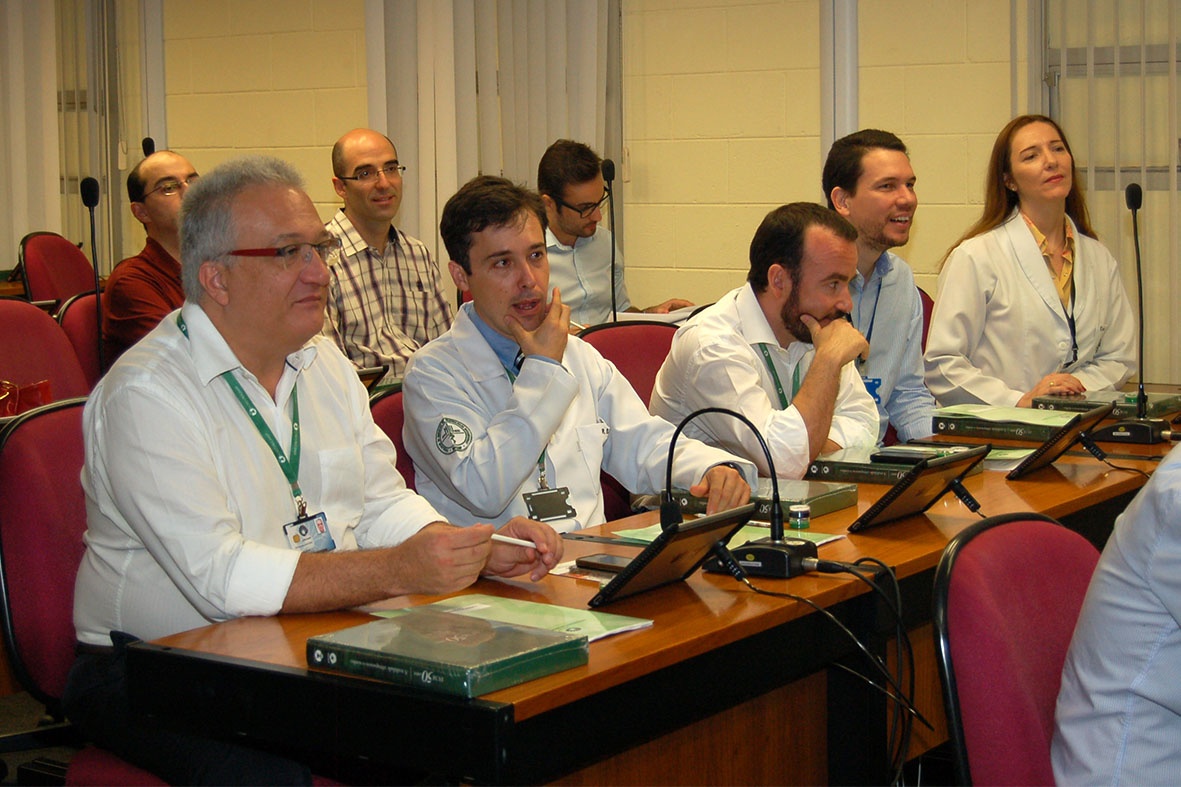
left=177, top=314, right=307, bottom=516
left=758, top=343, right=801, bottom=410
left=504, top=361, right=549, bottom=490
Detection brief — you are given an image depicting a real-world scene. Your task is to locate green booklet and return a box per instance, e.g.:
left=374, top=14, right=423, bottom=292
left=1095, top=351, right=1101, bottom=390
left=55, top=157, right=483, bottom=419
left=307, top=606, right=588, bottom=698
left=933, top=404, right=1076, bottom=441
left=666, top=478, right=857, bottom=521
left=615, top=521, right=844, bottom=548
left=375, top=593, right=652, bottom=642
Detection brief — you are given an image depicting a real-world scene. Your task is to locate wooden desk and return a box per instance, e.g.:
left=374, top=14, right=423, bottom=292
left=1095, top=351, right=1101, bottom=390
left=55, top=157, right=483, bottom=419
left=127, top=456, right=1154, bottom=784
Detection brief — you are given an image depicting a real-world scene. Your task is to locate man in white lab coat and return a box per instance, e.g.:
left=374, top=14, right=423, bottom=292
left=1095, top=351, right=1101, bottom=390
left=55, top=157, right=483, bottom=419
left=402, top=176, right=754, bottom=531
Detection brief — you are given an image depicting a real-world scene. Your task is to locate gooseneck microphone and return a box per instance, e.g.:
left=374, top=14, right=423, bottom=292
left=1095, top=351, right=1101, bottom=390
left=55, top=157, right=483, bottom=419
left=80, top=177, right=100, bottom=209
left=141, top=137, right=156, bottom=156
left=1127, top=182, right=1146, bottom=419
left=662, top=407, right=819, bottom=578
left=601, top=158, right=618, bottom=322
left=80, top=177, right=105, bottom=373
left=600, top=158, right=615, bottom=185
left=1090, top=181, right=1165, bottom=444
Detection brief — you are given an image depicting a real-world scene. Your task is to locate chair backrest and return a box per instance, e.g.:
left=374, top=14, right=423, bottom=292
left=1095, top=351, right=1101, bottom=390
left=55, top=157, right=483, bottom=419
left=0, top=399, right=89, bottom=714
left=578, top=320, right=678, bottom=407
left=370, top=387, right=415, bottom=491
left=19, top=232, right=96, bottom=306
left=0, top=297, right=90, bottom=400
left=57, top=291, right=102, bottom=390
left=932, top=512, right=1100, bottom=786
left=918, top=286, right=934, bottom=353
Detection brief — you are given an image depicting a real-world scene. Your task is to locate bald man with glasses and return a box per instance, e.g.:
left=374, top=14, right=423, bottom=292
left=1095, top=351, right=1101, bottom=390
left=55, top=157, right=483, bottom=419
left=321, top=128, right=453, bottom=383
left=103, top=150, right=198, bottom=364
left=538, top=139, right=692, bottom=327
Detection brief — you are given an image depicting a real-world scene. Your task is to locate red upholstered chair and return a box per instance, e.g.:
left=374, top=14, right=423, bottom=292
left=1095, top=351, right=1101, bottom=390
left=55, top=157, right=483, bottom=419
left=878, top=287, right=934, bottom=446
left=918, top=286, right=934, bottom=353
left=370, top=386, right=415, bottom=491
left=578, top=320, right=679, bottom=521
left=56, top=291, right=102, bottom=390
left=0, top=399, right=164, bottom=785
left=19, top=232, right=96, bottom=309
left=932, top=512, right=1100, bottom=785
left=0, top=297, right=90, bottom=401
left=577, top=320, right=678, bottom=407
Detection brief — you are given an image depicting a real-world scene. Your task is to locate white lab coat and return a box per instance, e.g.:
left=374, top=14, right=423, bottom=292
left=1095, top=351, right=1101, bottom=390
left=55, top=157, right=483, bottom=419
left=402, top=306, right=756, bottom=530
left=924, top=210, right=1136, bottom=406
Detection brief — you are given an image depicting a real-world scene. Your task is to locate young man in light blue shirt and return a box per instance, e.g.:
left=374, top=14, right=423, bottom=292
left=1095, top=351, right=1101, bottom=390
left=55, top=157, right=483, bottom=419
left=823, top=130, right=936, bottom=443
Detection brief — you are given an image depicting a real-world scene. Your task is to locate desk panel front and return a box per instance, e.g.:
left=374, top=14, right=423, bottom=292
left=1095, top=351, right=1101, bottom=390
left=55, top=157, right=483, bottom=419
left=128, top=455, right=1151, bottom=784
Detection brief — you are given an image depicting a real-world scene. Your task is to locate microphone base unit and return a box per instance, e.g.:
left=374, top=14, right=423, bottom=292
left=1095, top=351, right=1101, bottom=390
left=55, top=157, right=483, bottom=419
left=1090, top=418, right=1168, bottom=444
left=703, top=536, right=818, bottom=579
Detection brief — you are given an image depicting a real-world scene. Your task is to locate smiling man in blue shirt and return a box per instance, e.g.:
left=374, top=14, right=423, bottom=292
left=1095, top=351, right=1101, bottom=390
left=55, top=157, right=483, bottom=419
left=823, top=130, right=936, bottom=444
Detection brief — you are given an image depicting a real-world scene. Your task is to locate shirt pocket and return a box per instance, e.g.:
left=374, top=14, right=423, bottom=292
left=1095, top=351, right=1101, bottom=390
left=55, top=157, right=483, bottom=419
left=305, top=446, right=365, bottom=542
left=572, top=421, right=610, bottom=489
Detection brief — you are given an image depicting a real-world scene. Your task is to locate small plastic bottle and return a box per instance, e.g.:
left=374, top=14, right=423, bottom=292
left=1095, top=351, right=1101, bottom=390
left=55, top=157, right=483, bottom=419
left=788, top=503, right=811, bottom=530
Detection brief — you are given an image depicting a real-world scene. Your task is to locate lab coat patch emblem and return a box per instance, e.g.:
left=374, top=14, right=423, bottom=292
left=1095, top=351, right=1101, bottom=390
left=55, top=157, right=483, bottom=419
left=435, top=417, right=472, bottom=454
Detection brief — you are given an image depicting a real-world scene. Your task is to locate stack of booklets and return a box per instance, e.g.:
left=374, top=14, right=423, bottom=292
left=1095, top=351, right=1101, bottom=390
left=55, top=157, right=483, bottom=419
left=668, top=477, right=857, bottom=520
left=307, top=595, right=650, bottom=697
left=805, top=445, right=985, bottom=484
left=1033, top=390, right=1181, bottom=419
left=932, top=404, right=1077, bottom=441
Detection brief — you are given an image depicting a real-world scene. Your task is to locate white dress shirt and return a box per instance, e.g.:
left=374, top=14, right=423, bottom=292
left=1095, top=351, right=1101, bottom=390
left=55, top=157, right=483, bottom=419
left=650, top=284, right=879, bottom=479
left=75, top=302, right=441, bottom=645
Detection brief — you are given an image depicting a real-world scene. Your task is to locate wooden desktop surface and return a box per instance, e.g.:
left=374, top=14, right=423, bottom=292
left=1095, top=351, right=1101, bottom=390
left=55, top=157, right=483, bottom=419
left=131, top=451, right=1159, bottom=784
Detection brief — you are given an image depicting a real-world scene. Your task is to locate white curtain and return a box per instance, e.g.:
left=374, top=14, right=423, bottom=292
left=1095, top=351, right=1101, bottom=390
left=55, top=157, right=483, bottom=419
left=1044, top=0, right=1181, bottom=383
left=368, top=0, right=614, bottom=267
left=0, top=1, right=62, bottom=268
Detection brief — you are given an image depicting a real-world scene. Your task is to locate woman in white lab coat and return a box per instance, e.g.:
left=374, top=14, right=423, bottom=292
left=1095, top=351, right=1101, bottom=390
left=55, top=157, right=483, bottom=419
left=924, top=115, right=1136, bottom=407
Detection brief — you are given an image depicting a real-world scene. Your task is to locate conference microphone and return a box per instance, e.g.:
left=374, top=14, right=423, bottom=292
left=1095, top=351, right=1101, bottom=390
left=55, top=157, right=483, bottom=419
left=601, top=158, right=619, bottom=322
left=1090, top=181, right=1165, bottom=444
left=660, top=406, right=818, bottom=579
left=1126, top=181, right=1142, bottom=211
left=142, top=137, right=156, bottom=156
left=80, top=177, right=100, bottom=209
left=80, top=176, right=105, bottom=373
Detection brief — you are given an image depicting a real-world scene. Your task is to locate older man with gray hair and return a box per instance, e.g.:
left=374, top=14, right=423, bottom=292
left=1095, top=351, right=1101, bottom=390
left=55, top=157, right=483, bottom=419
left=64, top=156, right=561, bottom=784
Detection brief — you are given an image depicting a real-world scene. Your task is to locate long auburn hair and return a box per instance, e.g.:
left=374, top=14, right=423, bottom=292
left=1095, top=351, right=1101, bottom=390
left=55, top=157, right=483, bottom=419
left=939, top=114, right=1097, bottom=268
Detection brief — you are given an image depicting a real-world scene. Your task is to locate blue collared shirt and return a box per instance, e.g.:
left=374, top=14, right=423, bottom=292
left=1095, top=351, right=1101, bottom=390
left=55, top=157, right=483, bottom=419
left=465, top=303, right=561, bottom=372
left=849, top=251, right=935, bottom=443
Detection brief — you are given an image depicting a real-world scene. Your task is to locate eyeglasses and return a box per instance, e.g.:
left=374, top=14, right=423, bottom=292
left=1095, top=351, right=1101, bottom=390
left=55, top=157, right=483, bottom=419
left=226, top=236, right=343, bottom=270
left=338, top=163, right=407, bottom=184
left=554, top=191, right=609, bottom=219
left=144, top=174, right=200, bottom=198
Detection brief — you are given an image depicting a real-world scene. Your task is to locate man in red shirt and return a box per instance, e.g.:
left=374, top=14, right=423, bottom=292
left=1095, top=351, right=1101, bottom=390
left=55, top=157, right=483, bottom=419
left=102, top=150, right=198, bottom=364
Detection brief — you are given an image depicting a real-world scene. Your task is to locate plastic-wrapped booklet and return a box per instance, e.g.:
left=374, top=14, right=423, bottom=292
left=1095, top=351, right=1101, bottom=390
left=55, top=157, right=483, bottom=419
left=307, top=606, right=589, bottom=698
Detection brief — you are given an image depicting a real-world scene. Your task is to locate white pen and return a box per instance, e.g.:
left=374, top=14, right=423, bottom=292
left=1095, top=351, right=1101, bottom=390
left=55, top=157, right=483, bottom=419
left=491, top=533, right=537, bottom=548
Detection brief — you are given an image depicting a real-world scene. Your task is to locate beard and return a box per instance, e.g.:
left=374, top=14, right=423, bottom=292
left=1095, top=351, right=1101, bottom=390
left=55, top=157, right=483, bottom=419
left=862, top=219, right=910, bottom=254
left=780, top=287, right=848, bottom=344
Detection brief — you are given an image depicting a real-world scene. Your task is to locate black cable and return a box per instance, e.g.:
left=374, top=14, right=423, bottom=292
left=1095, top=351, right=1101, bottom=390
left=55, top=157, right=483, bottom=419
left=855, top=556, right=913, bottom=784
left=833, top=556, right=913, bottom=782
left=710, top=544, right=931, bottom=733
left=806, top=555, right=917, bottom=782
left=1079, top=433, right=1151, bottom=479
left=664, top=407, right=781, bottom=534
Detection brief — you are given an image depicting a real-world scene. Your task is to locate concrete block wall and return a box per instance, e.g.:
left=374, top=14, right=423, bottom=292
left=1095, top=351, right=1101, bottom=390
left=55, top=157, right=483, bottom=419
left=622, top=0, right=1020, bottom=306
left=162, top=0, right=367, bottom=222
